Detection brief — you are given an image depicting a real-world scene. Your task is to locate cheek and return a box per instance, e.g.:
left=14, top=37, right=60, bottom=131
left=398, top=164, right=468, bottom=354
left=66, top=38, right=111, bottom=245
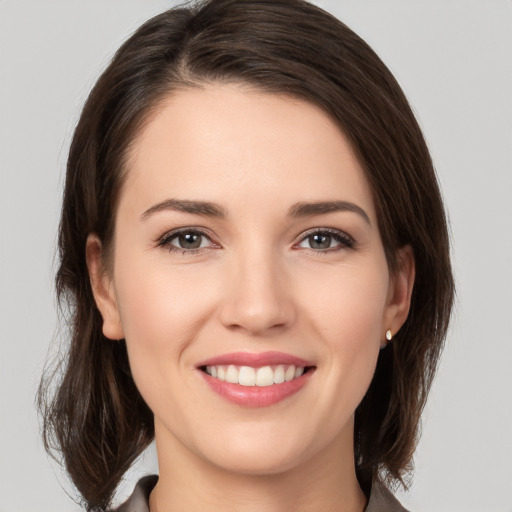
left=111, top=254, right=219, bottom=404
left=300, top=261, right=388, bottom=415
left=303, top=258, right=389, bottom=343
left=114, top=242, right=218, bottom=338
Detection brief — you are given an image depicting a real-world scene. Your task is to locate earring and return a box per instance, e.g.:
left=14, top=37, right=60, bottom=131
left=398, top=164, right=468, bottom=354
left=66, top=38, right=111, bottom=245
left=385, top=329, right=393, bottom=342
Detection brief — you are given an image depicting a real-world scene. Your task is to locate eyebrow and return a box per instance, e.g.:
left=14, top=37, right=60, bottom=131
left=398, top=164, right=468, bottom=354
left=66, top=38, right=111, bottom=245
left=140, top=198, right=370, bottom=225
left=140, top=199, right=227, bottom=220
left=288, top=201, right=371, bottom=225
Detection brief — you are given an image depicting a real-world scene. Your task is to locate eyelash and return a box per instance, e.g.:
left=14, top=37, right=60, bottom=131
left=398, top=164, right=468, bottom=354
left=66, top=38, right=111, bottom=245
left=156, top=227, right=356, bottom=255
left=157, top=228, right=219, bottom=255
left=294, top=228, right=356, bottom=253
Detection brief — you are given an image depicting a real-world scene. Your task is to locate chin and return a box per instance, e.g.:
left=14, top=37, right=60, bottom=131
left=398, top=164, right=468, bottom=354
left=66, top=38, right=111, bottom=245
left=188, top=418, right=329, bottom=477
left=205, top=443, right=306, bottom=476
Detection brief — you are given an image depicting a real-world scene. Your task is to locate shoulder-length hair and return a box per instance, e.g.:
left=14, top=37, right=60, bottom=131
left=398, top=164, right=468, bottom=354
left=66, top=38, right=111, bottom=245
left=39, top=0, right=454, bottom=509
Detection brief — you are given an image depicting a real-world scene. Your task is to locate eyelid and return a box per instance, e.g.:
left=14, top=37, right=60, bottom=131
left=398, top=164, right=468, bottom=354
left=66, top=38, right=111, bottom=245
left=156, top=226, right=221, bottom=251
left=294, top=227, right=356, bottom=251
left=155, top=226, right=355, bottom=254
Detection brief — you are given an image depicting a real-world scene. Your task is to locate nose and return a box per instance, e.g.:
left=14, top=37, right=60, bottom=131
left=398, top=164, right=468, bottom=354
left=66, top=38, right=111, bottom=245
left=218, top=248, right=295, bottom=336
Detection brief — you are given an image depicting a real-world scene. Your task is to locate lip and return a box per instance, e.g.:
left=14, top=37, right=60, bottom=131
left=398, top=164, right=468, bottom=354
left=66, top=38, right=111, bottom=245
left=196, top=351, right=314, bottom=368
left=196, top=351, right=316, bottom=408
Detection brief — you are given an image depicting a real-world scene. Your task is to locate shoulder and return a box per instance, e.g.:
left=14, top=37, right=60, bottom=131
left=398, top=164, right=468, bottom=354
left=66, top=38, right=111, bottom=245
left=366, top=480, right=410, bottom=512
left=111, top=475, right=158, bottom=512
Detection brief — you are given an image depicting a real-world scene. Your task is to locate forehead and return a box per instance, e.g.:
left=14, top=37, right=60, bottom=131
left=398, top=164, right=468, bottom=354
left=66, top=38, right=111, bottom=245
left=122, top=84, right=376, bottom=220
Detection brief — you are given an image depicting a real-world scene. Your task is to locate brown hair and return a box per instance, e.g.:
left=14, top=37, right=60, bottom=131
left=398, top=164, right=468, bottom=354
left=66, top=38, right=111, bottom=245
left=38, top=0, right=454, bottom=509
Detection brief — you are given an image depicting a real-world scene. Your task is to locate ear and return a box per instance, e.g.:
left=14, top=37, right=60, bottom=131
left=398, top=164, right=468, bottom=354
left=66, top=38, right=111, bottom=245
left=86, top=234, right=125, bottom=340
left=382, top=245, right=415, bottom=347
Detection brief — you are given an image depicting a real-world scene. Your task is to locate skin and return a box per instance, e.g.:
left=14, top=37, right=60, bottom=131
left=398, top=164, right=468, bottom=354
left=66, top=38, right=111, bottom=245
left=87, top=84, right=414, bottom=512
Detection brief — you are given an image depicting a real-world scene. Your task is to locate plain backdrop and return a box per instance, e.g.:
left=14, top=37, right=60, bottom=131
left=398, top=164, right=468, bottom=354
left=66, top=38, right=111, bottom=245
left=1, top=1, right=511, bottom=511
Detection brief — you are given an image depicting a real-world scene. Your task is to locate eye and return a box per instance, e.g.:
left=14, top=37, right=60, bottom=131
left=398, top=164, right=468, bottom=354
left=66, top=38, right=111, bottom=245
left=172, top=232, right=208, bottom=249
left=296, top=229, right=355, bottom=251
left=157, top=229, right=218, bottom=253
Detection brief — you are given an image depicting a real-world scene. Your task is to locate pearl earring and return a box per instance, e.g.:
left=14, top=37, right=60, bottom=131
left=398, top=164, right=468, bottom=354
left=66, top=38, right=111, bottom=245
left=385, top=329, right=393, bottom=342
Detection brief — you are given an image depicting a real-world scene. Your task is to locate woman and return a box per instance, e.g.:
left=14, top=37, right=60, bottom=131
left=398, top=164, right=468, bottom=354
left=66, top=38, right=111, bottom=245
left=38, top=0, right=454, bottom=510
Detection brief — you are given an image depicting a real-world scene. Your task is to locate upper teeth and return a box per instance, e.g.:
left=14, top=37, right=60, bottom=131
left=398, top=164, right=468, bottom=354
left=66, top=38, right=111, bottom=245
left=205, top=365, right=305, bottom=387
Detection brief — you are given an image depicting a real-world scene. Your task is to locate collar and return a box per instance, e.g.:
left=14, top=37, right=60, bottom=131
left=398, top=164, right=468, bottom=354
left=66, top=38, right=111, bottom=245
left=115, top=474, right=409, bottom=512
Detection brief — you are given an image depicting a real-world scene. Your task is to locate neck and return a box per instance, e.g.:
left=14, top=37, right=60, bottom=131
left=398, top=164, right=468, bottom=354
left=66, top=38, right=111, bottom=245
left=149, top=420, right=367, bottom=512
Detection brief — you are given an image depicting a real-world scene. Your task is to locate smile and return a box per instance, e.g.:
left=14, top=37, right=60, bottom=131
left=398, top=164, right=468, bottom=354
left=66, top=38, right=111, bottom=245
left=203, top=364, right=306, bottom=387
left=197, top=352, right=316, bottom=407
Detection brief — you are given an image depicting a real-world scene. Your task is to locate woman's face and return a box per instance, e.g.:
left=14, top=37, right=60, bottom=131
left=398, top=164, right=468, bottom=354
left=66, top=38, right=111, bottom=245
left=89, top=84, right=413, bottom=476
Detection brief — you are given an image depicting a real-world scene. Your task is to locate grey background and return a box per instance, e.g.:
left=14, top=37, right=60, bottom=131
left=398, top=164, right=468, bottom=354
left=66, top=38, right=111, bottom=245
left=1, top=1, right=511, bottom=511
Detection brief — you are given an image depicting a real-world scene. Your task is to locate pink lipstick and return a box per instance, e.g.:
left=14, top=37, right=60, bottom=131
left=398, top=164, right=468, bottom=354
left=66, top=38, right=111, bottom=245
left=196, top=351, right=315, bottom=408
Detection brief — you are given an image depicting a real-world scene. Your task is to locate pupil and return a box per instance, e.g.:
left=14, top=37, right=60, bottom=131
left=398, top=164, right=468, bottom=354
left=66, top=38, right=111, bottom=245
left=310, top=234, right=331, bottom=249
left=179, top=233, right=201, bottom=249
